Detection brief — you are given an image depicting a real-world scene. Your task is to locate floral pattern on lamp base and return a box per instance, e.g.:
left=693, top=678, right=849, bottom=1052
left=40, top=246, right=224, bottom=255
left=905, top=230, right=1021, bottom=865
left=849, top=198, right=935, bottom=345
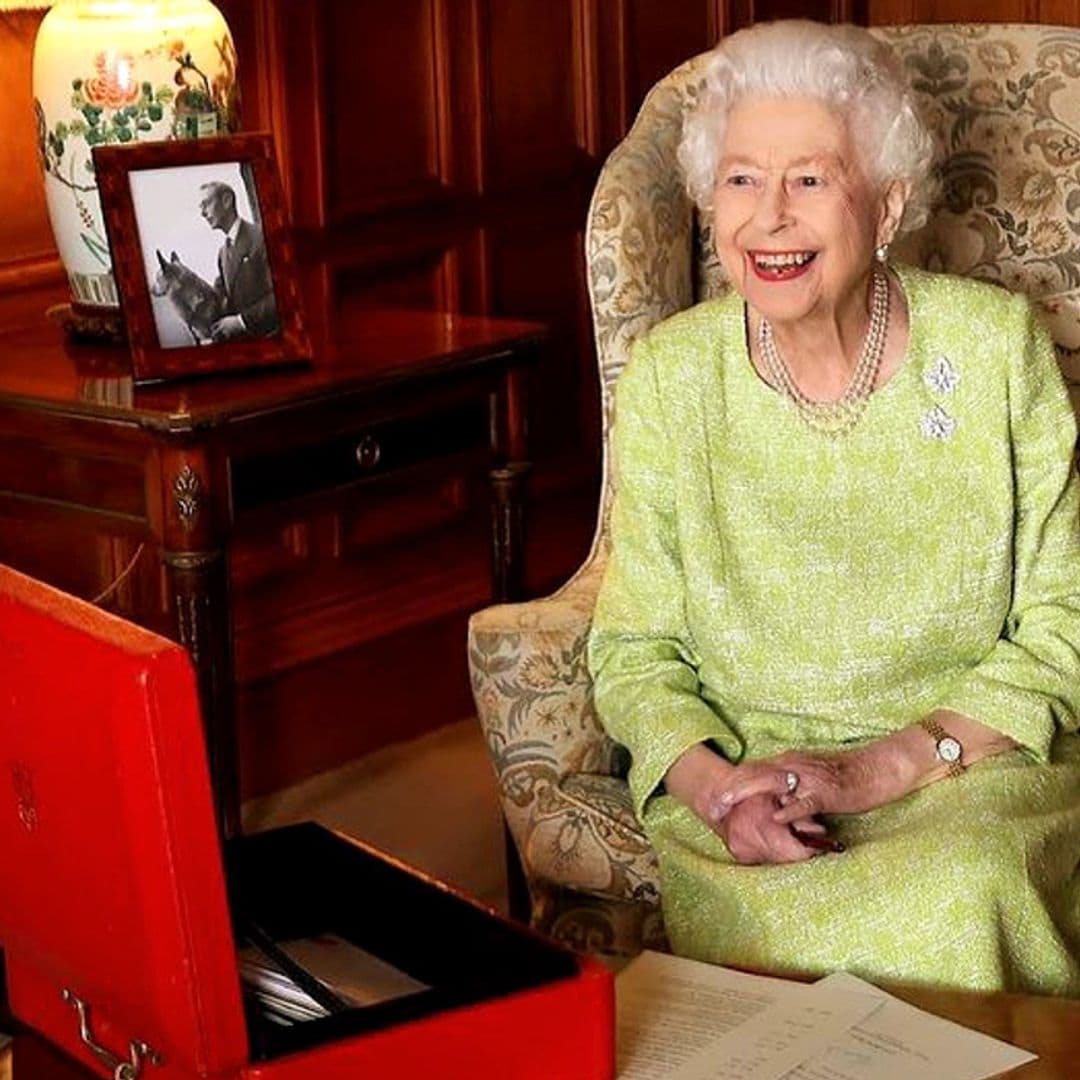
left=32, top=0, right=238, bottom=332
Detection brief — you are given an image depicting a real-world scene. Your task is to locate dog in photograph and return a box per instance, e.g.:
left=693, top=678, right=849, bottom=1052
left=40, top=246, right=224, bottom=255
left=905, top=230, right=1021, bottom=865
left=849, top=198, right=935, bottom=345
left=150, top=250, right=222, bottom=345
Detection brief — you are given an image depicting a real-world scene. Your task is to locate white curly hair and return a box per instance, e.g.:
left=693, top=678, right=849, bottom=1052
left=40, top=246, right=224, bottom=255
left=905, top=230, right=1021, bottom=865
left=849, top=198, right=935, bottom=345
left=678, top=21, right=936, bottom=233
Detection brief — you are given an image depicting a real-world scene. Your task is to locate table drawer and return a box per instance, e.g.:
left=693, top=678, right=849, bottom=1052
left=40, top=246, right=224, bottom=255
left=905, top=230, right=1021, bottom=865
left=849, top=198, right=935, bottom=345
left=230, top=398, right=489, bottom=515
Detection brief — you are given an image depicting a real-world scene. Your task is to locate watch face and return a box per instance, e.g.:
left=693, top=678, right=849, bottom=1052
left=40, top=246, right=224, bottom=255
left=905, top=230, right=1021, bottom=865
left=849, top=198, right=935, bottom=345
left=938, top=736, right=962, bottom=764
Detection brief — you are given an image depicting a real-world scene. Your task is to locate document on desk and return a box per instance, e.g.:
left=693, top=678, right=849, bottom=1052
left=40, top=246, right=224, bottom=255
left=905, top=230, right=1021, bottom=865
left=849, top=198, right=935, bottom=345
left=784, top=971, right=1037, bottom=1080
left=616, top=952, right=1036, bottom=1080
left=616, top=951, right=883, bottom=1080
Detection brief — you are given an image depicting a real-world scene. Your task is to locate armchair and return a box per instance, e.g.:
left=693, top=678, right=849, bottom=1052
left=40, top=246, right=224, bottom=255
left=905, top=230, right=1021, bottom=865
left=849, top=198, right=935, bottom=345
left=468, top=23, right=1080, bottom=958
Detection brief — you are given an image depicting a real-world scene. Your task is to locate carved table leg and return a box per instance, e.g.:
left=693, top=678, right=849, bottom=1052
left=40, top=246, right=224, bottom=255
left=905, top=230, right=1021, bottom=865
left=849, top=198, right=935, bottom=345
left=489, top=461, right=531, bottom=603
left=164, top=548, right=239, bottom=838
left=161, top=451, right=239, bottom=839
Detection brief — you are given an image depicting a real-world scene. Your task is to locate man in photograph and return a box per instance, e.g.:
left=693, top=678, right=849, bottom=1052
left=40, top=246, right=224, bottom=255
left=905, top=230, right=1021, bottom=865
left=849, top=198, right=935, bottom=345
left=198, top=180, right=281, bottom=341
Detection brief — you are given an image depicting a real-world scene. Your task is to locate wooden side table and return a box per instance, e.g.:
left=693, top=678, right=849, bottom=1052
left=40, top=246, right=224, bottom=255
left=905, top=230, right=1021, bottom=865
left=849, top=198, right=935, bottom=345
left=0, top=307, right=542, bottom=836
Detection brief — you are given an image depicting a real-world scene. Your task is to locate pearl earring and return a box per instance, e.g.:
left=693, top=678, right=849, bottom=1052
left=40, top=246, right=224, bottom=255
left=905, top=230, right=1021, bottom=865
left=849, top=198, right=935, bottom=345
left=875, top=242, right=890, bottom=263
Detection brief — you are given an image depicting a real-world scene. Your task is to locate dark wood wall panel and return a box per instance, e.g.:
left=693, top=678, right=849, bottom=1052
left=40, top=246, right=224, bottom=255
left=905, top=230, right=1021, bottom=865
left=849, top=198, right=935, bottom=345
left=867, top=0, right=915, bottom=20
left=907, top=0, right=1033, bottom=20
left=867, top=0, right=1074, bottom=20
left=332, top=250, right=455, bottom=327
left=237, top=611, right=477, bottom=796
left=623, top=0, right=721, bottom=115
left=238, top=0, right=326, bottom=230
left=488, top=225, right=595, bottom=464
left=325, top=0, right=448, bottom=217
left=484, top=0, right=588, bottom=190
left=730, top=0, right=864, bottom=23
left=0, top=10, right=62, bottom=291
left=1039, top=0, right=1080, bottom=24
left=766, top=0, right=842, bottom=20
left=217, top=0, right=271, bottom=131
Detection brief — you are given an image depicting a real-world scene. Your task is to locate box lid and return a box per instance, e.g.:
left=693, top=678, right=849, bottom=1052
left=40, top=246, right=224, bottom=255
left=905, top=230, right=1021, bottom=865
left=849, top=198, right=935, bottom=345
left=0, top=566, right=249, bottom=1074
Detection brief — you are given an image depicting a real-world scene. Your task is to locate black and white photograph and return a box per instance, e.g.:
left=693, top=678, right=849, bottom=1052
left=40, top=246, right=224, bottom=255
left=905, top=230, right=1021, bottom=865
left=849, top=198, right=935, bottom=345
left=94, top=134, right=309, bottom=383
left=129, top=160, right=282, bottom=350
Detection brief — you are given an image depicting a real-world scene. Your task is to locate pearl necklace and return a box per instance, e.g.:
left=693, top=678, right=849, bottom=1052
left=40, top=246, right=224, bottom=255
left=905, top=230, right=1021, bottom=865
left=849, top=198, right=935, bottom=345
left=757, top=269, right=890, bottom=437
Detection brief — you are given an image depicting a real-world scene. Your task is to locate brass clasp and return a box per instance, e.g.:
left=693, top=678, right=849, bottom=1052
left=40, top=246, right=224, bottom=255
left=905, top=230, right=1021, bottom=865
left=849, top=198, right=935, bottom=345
left=61, top=989, right=162, bottom=1079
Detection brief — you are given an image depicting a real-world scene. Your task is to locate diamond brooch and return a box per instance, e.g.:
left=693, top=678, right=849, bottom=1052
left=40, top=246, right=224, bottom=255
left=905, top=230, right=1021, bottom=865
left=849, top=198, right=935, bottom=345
left=925, top=355, right=959, bottom=396
left=921, top=355, right=958, bottom=439
left=921, top=404, right=957, bottom=440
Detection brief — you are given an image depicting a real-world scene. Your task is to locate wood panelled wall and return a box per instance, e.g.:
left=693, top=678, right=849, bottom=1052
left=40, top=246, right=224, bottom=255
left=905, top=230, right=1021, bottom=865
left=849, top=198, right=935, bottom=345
left=218, top=0, right=731, bottom=490
left=869, top=0, right=1080, bottom=23
left=0, top=9, right=63, bottom=316
left=1, top=0, right=1077, bottom=793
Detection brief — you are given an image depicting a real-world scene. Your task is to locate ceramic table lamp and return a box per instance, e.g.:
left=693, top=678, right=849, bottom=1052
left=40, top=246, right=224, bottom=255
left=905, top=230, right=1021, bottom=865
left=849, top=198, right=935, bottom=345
left=29, top=0, right=239, bottom=336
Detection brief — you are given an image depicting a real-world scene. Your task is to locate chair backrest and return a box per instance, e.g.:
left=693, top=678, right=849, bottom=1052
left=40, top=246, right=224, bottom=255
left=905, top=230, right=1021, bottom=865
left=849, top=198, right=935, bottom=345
left=583, top=23, right=1080, bottom=559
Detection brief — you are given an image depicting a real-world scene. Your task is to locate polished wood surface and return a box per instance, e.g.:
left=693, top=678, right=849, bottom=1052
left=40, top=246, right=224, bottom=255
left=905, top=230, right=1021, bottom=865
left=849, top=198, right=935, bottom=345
left=0, top=298, right=542, bottom=830
left=0, top=302, right=541, bottom=427
left=3, top=981, right=1079, bottom=1078
left=881, top=983, right=1080, bottom=1078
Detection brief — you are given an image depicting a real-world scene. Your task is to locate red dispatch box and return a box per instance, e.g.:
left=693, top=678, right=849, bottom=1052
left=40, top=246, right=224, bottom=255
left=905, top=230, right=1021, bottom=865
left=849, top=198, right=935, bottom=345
left=0, top=566, right=614, bottom=1079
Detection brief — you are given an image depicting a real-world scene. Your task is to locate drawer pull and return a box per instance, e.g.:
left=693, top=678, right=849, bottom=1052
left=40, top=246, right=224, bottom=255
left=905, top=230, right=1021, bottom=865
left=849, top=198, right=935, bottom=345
left=354, top=435, right=382, bottom=470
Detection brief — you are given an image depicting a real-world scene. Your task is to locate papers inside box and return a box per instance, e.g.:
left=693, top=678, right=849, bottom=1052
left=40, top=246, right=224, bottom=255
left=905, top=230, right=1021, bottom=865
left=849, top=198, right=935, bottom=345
left=226, top=823, right=580, bottom=1062
left=239, top=933, right=431, bottom=1025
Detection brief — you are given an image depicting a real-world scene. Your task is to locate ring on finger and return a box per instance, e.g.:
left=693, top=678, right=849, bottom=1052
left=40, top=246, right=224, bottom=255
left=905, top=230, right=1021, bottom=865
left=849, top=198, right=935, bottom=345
left=784, top=770, right=799, bottom=795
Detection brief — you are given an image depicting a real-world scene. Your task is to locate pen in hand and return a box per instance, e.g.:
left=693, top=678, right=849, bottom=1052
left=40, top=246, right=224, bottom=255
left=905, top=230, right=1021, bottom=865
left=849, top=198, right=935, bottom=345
left=790, top=826, right=845, bottom=854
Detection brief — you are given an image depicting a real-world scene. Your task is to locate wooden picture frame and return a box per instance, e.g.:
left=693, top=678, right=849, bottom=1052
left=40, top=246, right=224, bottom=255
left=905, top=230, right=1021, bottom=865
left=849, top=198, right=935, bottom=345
left=94, top=134, right=311, bottom=385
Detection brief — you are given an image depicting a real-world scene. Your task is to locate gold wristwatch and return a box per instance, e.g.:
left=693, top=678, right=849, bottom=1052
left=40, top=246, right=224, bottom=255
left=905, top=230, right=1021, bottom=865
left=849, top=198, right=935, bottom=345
left=920, top=716, right=965, bottom=778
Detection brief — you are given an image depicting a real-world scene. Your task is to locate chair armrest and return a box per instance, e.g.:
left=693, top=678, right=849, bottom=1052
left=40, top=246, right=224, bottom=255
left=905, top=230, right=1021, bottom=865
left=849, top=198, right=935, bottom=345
left=468, top=557, right=627, bottom=848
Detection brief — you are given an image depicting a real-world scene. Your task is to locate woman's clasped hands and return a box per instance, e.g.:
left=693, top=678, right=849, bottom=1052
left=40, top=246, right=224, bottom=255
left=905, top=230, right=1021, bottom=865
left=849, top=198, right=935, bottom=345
left=663, top=739, right=915, bottom=865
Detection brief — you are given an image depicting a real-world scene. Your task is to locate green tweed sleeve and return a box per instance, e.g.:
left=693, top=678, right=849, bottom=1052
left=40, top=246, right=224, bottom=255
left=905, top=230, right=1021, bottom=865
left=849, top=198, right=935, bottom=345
left=938, top=299, right=1080, bottom=761
left=588, top=336, right=736, bottom=819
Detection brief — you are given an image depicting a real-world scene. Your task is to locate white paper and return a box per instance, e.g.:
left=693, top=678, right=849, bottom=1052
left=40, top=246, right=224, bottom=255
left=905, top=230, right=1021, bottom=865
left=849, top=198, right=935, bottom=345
left=617, top=951, right=880, bottom=1080
left=237, top=932, right=429, bottom=1028
left=616, top=953, right=1036, bottom=1080
left=784, top=972, right=1037, bottom=1080
left=278, top=934, right=429, bottom=1007
left=676, top=989, right=882, bottom=1080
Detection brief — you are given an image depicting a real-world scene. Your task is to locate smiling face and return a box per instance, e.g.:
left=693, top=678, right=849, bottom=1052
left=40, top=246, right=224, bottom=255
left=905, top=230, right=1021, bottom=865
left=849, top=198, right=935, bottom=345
left=712, top=96, right=900, bottom=329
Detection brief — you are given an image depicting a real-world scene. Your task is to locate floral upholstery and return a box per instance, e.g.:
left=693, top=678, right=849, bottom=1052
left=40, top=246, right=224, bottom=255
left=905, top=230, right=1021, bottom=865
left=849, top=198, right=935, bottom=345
left=882, top=24, right=1080, bottom=408
left=468, top=23, right=1080, bottom=957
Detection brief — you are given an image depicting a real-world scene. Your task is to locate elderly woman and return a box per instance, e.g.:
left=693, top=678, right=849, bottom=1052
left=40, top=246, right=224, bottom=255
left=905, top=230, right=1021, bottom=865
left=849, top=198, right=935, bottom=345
left=588, top=20, right=1080, bottom=995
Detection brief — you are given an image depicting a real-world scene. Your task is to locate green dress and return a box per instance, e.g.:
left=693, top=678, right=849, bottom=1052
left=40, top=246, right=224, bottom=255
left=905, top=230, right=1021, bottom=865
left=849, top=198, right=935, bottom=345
left=588, top=266, right=1080, bottom=995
